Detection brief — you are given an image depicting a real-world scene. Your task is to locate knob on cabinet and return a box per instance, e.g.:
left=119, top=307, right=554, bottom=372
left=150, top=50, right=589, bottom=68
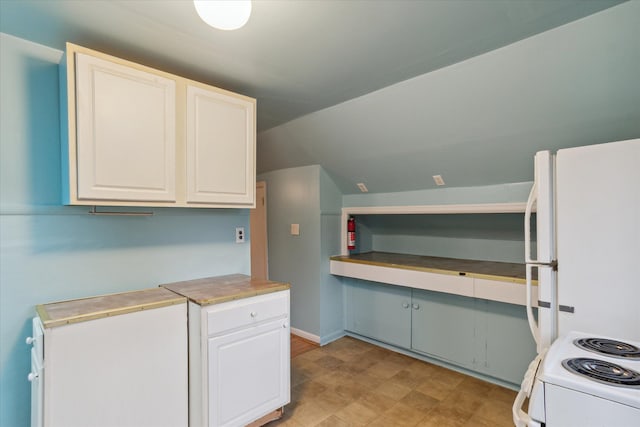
left=26, top=337, right=35, bottom=345
left=402, top=302, right=410, bottom=309
left=27, top=372, right=38, bottom=382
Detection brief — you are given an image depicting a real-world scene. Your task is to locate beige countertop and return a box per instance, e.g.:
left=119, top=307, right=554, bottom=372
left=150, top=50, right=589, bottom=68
left=330, top=251, right=536, bottom=284
left=160, top=274, right=290, bottom=306
left=37, top=287, right=186, bottom=328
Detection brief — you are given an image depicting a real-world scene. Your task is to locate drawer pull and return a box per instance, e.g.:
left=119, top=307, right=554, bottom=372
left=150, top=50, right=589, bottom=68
left=412, top=303, right=420, bottom=310
left=250, top=311, right=258, bottom=318
left=27, top=372, right=38, bottom=382
left=402, top=302, right=410, bottom=309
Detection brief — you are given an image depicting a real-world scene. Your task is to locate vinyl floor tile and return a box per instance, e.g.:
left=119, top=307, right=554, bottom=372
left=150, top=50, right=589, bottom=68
left=270, top=336, right=517, bottom=427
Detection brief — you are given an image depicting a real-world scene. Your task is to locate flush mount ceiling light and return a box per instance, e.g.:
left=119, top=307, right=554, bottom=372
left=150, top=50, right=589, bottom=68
left=194, top=0, right=252, bottom=31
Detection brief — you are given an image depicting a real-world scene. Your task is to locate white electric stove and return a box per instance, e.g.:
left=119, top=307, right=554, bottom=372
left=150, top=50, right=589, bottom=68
left=514, top=331, right=640, bottom=427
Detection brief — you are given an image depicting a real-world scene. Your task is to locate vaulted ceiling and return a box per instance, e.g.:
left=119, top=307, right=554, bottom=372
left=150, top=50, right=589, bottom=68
left=2, top=1, right=638, bottom=194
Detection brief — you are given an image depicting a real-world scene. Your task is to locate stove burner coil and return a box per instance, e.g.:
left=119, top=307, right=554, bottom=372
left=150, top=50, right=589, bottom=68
left=562, top=358, right=640, bottom=388
left=574, top=338, right=640, bottom=360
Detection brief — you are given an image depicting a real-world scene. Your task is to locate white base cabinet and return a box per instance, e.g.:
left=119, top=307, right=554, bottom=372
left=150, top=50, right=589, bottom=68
left=189, top=290, right=290, bottom=427
left=32, top=302, right=188, bottom=427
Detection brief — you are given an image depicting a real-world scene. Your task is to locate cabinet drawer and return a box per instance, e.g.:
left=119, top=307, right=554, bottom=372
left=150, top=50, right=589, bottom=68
left=206, top=291, right=289, bottom=336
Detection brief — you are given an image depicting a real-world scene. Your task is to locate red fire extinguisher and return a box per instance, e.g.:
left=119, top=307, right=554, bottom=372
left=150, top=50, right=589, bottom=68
left=347, top=217, right=356, bottom=250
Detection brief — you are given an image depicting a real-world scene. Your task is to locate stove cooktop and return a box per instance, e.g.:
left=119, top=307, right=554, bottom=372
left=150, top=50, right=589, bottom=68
left=539, top=331, right=640, bottom=409
left=574, top=337, right=640, bottom=360
left=562, top=357, right=640, bottom=388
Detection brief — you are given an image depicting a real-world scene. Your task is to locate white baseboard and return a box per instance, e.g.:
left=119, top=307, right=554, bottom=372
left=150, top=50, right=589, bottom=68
left=320, top=329, right=346, bottom=346
left=290, top=327, right=346, bottom=346
left=290, top=327, right=320, bottom=344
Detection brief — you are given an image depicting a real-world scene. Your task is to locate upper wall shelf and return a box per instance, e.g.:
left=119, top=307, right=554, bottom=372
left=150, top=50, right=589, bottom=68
left=339, top=202, right=528, bottom=255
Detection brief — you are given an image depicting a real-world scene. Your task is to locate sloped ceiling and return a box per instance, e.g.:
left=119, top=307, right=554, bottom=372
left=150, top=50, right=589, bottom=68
left=1, top=0, right=638, bottom=194
left=258, top=1, right=640, bottom=193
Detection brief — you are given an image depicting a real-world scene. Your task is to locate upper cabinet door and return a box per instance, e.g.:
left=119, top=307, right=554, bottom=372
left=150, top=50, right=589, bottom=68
left=186, top=85, right=255, bottom=206
left=75, top=52, right=177, bottom=202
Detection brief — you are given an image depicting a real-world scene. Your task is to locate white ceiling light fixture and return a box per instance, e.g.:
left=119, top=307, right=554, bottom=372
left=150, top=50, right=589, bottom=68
left=194, top=0, right=252, bottom=31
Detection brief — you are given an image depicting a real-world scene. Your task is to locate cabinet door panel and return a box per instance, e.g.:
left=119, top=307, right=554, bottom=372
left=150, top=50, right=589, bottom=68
left=344, top=280, right=411, bottom=348
left=186, top=85, right=255, bottom=205
left=75, top=52, right=176, bottom=201
left=481, top=300, right=537, bottom=384
left=208, top=319, right=289, bottom=427
left=411, top=289, right=476, bottom=368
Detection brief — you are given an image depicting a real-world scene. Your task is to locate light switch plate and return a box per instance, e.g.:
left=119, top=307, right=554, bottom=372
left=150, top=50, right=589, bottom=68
left=290, top=224, right=300, bottom=236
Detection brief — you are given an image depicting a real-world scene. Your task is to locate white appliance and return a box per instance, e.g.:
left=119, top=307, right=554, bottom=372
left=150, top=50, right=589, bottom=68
left=515, top=331, right=640, bottom=427
left=514, top=139, right=640, bottom=426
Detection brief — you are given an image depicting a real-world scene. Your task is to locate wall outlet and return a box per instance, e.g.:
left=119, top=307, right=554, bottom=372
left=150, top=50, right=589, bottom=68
left=290, top=224, right=300, bottom=236
left=235, top=227, right=245, bottom=243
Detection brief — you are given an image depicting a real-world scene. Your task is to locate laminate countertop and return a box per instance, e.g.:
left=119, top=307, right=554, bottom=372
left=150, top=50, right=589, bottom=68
left=36, top=287, right=186, bottom=328
left=160, top=274, right=290, bottom=306
left=330, top=251, right=536, bottom=284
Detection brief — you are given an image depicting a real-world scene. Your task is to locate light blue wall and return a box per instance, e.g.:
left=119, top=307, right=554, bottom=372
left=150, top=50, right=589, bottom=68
left=343, top=181, right=533, bottom=207
left=0, top=34, right=250, bottom=427
left=343, top=182, right=534, bottom=262
left=358, top=213, right=529, bottom=263
left=258, top=165, right=344, bottom=343
left=258, top=165, right=322, bottom=336
left=319, top=168, right=344, bottom=342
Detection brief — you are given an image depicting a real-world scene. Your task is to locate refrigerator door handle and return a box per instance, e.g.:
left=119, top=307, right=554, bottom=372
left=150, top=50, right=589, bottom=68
left=524, top=181, right=537, bottom=264
left=525, top=263, right=540, bottom=348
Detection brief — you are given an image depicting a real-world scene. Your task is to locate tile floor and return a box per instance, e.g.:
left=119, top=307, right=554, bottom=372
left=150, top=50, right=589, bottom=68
left=271, top=336, right=517, bottom=426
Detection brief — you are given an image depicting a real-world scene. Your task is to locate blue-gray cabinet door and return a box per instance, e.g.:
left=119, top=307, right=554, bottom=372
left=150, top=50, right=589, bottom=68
left=411, top=289, right=477, bottom=368
left=344, top=279, right=411, bottom=348
left=477, top=300, right=537, bottom=384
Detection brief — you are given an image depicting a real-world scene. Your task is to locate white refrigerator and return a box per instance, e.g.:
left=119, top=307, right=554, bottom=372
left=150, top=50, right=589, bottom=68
left=524, top=138, right=640, bottom=353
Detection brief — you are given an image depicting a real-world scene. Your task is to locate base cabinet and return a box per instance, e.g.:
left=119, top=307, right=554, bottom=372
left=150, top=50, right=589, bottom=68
left=411, top=289, right=476, bottom=369
left=189, top=290, right=290, bottom=427
left=33, top=302, right=188, bottom=427
left=344, top=279, right=536, bottom=385
left=478, top=300, right=537, bottom=382
left=344, top=280, right=411, bottom=348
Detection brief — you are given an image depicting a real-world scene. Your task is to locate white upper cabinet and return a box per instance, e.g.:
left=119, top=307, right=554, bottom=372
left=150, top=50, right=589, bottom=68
left=74, top=52, right=177, bottom=202
left=186, top=84, right=255, bottom=205
left=61, top=43, right=256, bottom=208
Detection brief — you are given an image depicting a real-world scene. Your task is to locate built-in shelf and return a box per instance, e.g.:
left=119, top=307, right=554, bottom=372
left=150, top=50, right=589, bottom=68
left=339, top=202, right=528, bottom=254
left=334, top=202, right=535, bottom=306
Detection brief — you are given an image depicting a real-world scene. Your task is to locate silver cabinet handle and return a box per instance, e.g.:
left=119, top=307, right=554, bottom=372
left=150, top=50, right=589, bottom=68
left=402, top=302, right=410, bottom=309
left=26, top=337, right=35, bottom=345
left=412, top=303, right=420, bottom=310
left=250, top=311, right=258, bottom=318
left=27, top=372, right=38, bottom=382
